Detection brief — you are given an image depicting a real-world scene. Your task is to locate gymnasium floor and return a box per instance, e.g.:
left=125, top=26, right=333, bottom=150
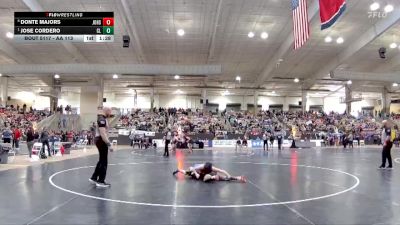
left=1, top=146, right=400, bottom=225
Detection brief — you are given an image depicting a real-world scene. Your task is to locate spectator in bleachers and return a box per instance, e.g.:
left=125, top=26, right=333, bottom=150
left=2, top=127, right=12, bottom=143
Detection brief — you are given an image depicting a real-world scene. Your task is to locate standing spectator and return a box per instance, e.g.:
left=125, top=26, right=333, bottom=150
left=26, top=127, right=35, bottom=158
left=49, top=131, right=56, bottom=155
left=33, top=130, right=40, bottom=142
left=62, top=116, right=67, bottom=129
left=276, top=131, right=283, bottom=150
left=40, top=128, right=51, bottom=157
left=263, top=131, right=269, bottom=151
left=342, top=134, right=348, bottom=149
left=90, top=122, right=96, bottom=145
left=235, top=136, right=242, bottom=151
left=164, top=128, right=172, bottom=157
left=88, top=132, right=93, bottom=146
left=355, top=128, right=361, bottom=146
left=269, top=132, right=275, bottom=148
left=379, top=120, right=393, bottom=169
left=67, top=131, right=73, bottom=142
left=61, top=131, right=66, bottom=142
left=12, top=127, right=21, bottom=152
left=394, top=125, right=399, bottom=148
left=348, top=133, right=354, bottom=148
left=2, top=127, right=12, bottom=143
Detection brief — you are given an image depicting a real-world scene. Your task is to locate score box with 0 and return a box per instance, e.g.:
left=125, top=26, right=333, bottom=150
left=93, top=27, right=113, bottom=34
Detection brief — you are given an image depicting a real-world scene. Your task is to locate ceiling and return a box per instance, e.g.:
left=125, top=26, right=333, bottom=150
left=1, top=0, right=400, bottom=99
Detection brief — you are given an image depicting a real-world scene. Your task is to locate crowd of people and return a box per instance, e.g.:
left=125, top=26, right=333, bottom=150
left=0, top=105, right=95, bottom=159
left=117, top=107, right=398, bottom=143
left=117, top=108, right=284, bottom=136
left=2, top=102, right=400, bottom=160
left=1, top=105, right=51, bottom=129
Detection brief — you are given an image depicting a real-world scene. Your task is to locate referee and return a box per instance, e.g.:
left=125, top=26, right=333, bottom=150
left=379, top=120, right=393, bottom=169
left=89, top=107, right=114, bottom=188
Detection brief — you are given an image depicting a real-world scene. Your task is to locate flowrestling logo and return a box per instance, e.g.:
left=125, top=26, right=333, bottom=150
left=368, top=11, right=388, bottom=19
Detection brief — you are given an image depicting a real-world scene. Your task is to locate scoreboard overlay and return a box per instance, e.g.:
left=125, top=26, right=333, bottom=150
left=14, top=12, right=114, bottom=43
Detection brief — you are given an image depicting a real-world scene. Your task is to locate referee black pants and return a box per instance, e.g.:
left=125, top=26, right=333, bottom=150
left=91, top=137, right=108, bottom=183
left=381, top=142, right=393, bottom=168
left=164, top=140, right=170, bottom=156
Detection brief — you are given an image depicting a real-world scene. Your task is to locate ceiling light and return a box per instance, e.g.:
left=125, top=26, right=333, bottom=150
left=370, top=2, right=380, bottom=11
left=177, top=29, right=185, bottom=36
left=6, top=32, right=13, bottom=39
left=113, top=74, right=118, bottom=79
left=0, top=73, right=2, bottom=77
left=54, top=74, right=60, bottom=79
left=347, top=80, right=352, bottom=85
left=174, top=75, right=180, bottom=80
left=324, top=36, right=332, bottom=43
left=390, top=42, right=397, bottom=49
left=393, top=83, right=398, bottom=87
left=272, top=91, right=276, bottom=94
left=248, top=31, right=255, bottom=38
left=236, top=76, right=241, bottom=81
left=294, top=78, right=300, bottom=83
left=384, top=4, right=394, bottom=13
left=260, top=32, right=269, bottom=39
left=175, top=89, right=183, bottom=94
left=336, top=37, right=344, bottom=44
left=222, top=90, right=230, bottom=96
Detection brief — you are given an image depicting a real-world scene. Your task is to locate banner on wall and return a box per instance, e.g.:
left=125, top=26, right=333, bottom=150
left=251, top=140, right=263, bottom=148
left=212, top=140, right=236, bottom=147
left=251, top=140, right=292, bottom=148
left=131, top=130, right=155, bottom=137
left=198, top=140, right=212, bottom=148
left=116, top=129, right=156, bottom=137
left=108, top=129, right=119, bottom=138
left=153, top=139, right=164, bottom=148
left=118, top=129, right=131, bottom=136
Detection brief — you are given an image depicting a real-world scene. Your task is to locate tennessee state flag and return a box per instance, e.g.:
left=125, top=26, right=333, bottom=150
left=319, top=0, right=346, bottom=30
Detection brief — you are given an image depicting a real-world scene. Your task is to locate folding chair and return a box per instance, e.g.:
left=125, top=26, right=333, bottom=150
left=2, top=143, right=15, bottom=163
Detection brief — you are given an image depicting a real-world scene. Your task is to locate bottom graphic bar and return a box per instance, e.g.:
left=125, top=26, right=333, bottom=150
left=14, top=35, right=114, bottom=43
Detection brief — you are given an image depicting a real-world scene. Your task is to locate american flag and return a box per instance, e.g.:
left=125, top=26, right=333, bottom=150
left=292, top=0, right=310, bottom=50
